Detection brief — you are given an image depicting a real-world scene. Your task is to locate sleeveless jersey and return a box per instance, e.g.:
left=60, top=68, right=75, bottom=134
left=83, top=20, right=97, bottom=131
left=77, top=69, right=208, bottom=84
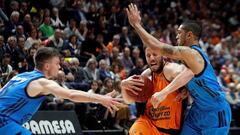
left=187, top=45, right=226, bottom=110
left=0, top=70, right=45, bottom=125
left=144, top=71, right=182, bottom=130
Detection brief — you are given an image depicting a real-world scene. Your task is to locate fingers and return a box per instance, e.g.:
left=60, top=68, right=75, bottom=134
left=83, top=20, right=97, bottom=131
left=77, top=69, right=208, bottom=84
left=151, top=96, right=158, bottom=108
left=107, top=106, right=113, bottom=114
left=126, top=88, right=138, bottom=95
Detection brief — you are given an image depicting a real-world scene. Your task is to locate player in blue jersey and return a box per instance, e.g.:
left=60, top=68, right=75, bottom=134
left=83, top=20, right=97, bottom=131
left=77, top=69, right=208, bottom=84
left=126, top=3, right=231, bottom=135
left=0, top=47, right=122, bottom=135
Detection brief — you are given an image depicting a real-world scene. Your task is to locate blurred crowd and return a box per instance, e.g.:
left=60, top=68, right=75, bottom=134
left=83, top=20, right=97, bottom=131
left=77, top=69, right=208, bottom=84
left=0, top=0, right=240, bottom=131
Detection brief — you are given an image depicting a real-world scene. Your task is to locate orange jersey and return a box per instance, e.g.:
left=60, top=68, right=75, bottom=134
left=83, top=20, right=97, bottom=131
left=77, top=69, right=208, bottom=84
left=144, top=72, right=183, bottom=130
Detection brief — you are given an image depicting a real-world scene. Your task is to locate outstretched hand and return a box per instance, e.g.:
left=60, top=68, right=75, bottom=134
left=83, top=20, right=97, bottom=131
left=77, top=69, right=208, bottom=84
left=126, top=3, right=142, bottom=28
left=100, top=95, right=123, bottom=114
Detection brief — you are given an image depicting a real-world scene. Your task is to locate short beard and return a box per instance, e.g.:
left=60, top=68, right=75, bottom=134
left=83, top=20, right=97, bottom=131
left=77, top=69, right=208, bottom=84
left=152, top=60, right=164, bottom=73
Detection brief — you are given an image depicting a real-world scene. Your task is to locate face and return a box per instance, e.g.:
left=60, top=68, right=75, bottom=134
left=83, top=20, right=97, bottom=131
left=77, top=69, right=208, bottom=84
left=145, top=47, right=163, bottom=72
left=46, top=57, right=61, bottom=78
left=57, top=71, right=65, bottom=82
left=3, top=58, right=11, bottom=65
left=18, top=38, right=25, bottom=48
left=176, top=25, right=187, bottom=46
left=106, top=79, right=113, bottom=88
left=91, top=82, right=98, bottom=91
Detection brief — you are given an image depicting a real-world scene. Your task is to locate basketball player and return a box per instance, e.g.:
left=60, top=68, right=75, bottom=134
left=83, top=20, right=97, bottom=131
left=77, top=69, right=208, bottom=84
left=121, top=46, right=194, bottom=135
left=126, top=4, right=231, bottom=135
left=0, top=47, right=122, bottom=135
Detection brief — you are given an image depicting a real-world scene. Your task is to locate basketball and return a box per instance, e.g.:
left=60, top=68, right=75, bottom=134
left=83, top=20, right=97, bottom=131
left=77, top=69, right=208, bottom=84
left=126, top=75, right=154, bottom=102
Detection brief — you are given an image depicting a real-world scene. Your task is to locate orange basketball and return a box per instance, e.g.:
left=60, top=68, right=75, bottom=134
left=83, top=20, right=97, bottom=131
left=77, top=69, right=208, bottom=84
left=126, top=75, right=154, bottom=102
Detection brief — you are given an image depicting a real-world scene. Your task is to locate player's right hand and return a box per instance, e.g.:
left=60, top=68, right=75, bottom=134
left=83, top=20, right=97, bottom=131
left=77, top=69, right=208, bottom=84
left=120, top=75, right=144, bottom=95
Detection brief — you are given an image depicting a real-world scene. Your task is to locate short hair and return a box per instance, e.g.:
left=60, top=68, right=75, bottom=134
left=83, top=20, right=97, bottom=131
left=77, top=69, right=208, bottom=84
left=34, top=47, right=60, bottom=70
left=181, top=20, right=202, bottom=39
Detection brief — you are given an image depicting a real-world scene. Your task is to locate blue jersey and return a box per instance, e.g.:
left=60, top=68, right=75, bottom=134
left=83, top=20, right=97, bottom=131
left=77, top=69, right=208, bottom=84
left=187, top=45, right=226, bottom=110
left=0, top=70, right=45, bottom=125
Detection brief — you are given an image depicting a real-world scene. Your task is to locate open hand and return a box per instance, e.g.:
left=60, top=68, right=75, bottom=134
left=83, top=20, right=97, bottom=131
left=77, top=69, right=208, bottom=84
left=126, top=3, right=142, bottom=28
left=100, top=95, right=123, bottom=114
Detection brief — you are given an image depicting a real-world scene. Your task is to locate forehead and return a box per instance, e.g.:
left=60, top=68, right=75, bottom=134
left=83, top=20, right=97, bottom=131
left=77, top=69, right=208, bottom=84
left=177, top=25, right=185, bottom=31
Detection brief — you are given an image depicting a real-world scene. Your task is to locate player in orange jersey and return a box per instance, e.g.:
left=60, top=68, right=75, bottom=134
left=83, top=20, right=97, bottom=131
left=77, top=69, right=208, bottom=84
left=121, top=47, right=194, bottom=135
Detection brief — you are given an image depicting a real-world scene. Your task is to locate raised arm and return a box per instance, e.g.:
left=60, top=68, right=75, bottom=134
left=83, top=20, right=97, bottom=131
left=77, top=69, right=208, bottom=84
left=126, top=4, right=204, bottom=75
left=151, top=64, right=194, bottom=108
left=27, top=78, right=122, bottom=113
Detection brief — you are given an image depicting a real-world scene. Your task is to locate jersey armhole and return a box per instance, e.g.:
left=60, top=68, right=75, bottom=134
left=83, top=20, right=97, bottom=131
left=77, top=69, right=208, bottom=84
left=191, top=47, right=207, bottom=77
left=24, top=76, right=45, bottom=99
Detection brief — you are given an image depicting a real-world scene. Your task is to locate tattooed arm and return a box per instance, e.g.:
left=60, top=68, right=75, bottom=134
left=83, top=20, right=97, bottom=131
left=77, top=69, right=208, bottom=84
left=126, top=4, right=204, bottom=75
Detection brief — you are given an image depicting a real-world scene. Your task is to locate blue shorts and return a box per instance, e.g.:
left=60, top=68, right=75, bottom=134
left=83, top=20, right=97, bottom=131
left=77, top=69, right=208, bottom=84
left=0, top=120, right=31, bottom=135
left=181, top=102, right=231, bottom=135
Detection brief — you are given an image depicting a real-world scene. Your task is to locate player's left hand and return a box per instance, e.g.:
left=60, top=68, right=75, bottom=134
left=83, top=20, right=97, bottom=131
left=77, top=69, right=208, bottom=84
left=151, top=91, right=168, bottom=108
left=100, top=95, right=124, bottom=114
left=126, top=3, right=141, bottom=28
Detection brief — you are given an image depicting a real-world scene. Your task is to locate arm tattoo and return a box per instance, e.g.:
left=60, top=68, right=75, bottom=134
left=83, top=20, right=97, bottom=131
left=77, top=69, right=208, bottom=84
left=162, top=45, right=174, bottom=55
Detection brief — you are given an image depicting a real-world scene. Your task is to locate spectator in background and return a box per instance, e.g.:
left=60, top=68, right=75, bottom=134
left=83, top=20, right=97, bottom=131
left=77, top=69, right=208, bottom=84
left=51, top=7, right=65, bottom=29
left=17, top=58, right=30, bottom=73
left=4, top=11, right=20, bottom=38
left=131, top=47, right=142, bottom=66
left=107, top=34, right=121, bottom=55
left=81, top=31, right=101, bottom=58
left=68, top=57, right=90, bottom=91
left=0, top=53, right=13, bottom=85
left=120, top=26, right=132, bottom=48
left=16, top=25, right=26, bottom=39
left=83, top=58, right=100, bottom=83
left=72, top=0, right=87, bottom=22
left=99, top=59, right=113, bottom=81
left=5, top=36, right=18, bottom=68
left=26, top=47, right=37, bottom=71
left=78, top=20, right=88, bottom=42
left=24, top=28, right=41, bottom=50
left=96, top=47, right=111, bottom=66
left=128, top=58, right=146, bottom=76
left=95, top=33, right=106, bottom=55
left=39, top=16, right=55, bottom=38
left=62, top=34, right=81, bottom=57
left=0, top=35, right=6, bottom=59
left=46, top=29, right=64, bottom=51
left=111, top=46, right=121, bottom=66
left=15, top=37, right=27, bottom=64
left=22, top=14, right=33, bottom=36
left=120, top=46, right=134, bottom=72
left=64, top=18, right=85, bottom=41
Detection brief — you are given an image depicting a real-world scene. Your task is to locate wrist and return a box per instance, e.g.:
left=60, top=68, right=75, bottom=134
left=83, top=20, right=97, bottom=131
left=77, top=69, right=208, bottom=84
left=132, top=23, right=142, bottom=29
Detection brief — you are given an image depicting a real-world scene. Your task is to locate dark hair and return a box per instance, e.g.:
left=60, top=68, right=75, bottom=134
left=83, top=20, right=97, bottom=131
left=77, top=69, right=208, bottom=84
left=34, top=47, right=60, bottom=70
left=3, top=53, right=11, bottom=60
left=181, top=20, right=202, bottom=40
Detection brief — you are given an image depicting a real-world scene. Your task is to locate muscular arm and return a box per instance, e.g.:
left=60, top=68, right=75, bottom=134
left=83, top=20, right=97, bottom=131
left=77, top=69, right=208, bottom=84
left=162, top=63, right=194, bottom=95
left=27, top=78, right=122, bottom=112
left=126, top=4, right=204, bottom=74
left=151, top=63, right=194, bottom=108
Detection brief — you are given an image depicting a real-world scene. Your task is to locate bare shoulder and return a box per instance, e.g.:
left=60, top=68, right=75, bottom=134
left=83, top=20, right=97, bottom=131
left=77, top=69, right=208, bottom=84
left=27, top=78, right=53, bottom=97
left=164, top=62, right=183, bottom=72
left=163, top=62, right=185, bottom=81
left=141, top=68, right=152, bottom=78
